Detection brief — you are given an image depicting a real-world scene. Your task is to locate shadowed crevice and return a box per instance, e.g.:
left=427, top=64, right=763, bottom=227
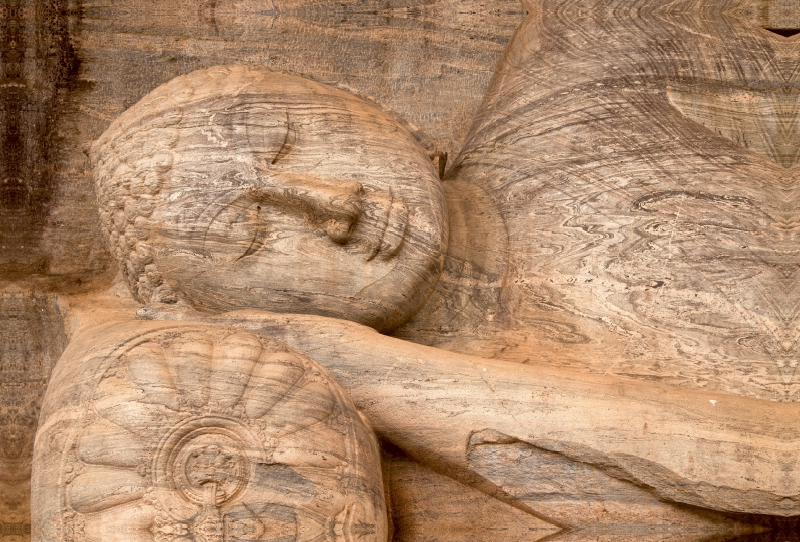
left=0, top=0, right=82, bottom=277
left=764, top=28, right=800, bottom=38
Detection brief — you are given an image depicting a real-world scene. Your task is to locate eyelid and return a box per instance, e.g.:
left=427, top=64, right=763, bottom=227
left=238, top=204, right=265, bottom=261
left=248, top=171, right=364, bottom=219
left=245, top=109, right=295, bottom=167
left=271, top=112, right=295, bottom=165
left=202, top=194, right=266, bottom=262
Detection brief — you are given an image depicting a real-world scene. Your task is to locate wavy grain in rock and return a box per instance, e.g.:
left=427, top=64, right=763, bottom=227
left=31, top=322, right=387, bottom=542
left=398, top=0, right=800, bottom=402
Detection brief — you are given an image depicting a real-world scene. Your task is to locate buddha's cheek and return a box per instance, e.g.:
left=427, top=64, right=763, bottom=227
left=231, top=232, right=398, bottom=300
left=155, top=219, right=399, bottom=315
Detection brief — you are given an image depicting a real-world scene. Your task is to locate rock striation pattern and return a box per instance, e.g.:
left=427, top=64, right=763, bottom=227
left=90, top=64, right=448, bottom=332
left=12, top=0, right=800, bottom=538
left=400, top=0, right=800, bottom=403
left=32, top=321, right=387, bottom=542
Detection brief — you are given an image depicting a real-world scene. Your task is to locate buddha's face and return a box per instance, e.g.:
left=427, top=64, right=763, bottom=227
left=120, top=73, right=447, bottom=331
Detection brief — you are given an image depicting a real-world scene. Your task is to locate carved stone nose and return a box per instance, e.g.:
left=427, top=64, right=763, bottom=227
left=319, top=180, right=364, bottom=244
left=249, top=171, right=364, bottom=244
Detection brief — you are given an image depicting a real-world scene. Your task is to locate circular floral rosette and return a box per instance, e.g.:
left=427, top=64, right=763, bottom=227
left=52, top=324, right=386, bottom=542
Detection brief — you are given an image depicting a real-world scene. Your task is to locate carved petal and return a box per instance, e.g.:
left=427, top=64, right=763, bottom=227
left=125, top=342, right=179, bottom=410
left=77, top=418, right=143, bottom=469
left=241, top=352, right=306, bottom=419
left=164, top=332, right=214, bottom=409
left=67, top=466, right=146, bottom=513
left=262, top=379, right=336, bottom=439
left=209, top=332, right=262, bottom=410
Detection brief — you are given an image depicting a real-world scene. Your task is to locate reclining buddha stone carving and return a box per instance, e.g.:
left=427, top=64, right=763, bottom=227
left=90, top=64, right=447, bottom=332
left=21, top=0, right=800, bottom=537
left=31, top=322, right=388, bottom=542
left=78, top=58, right=800, bottom=521
left=31, top=17, right=800, bottom=536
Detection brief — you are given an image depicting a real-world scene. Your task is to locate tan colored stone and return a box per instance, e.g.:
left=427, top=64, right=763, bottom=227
left=137, top=305, right=799, bottom=519
left=91, top=64, right=448, bottom=332
left=82, top=50, right=800, bottom=522
left=383, top=454, right=559, bottom=542
left=32, top=320, right=387, bottom=542
left=398, top=0, right=800, bottom=403
left=18, top=0, right=800, bottom=535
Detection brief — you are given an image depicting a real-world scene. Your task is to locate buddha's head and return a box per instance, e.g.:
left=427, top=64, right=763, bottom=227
left=92, top=64, right=448, bottom=331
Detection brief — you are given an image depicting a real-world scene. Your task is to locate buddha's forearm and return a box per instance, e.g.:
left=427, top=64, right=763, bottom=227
left=154, top=308, right=797, bottom=517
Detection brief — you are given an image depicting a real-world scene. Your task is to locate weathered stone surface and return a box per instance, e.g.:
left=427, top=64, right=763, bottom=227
left=77, top=38, right=800, bottom=525
left=397, top=0, right=800, bottom=404
left=9, top=0, right=800, bottom=538
left=0, top=287, right=65, bottom=540
left=2, top=6, right=521, bottom=538
left=136, top=305, right=797, bottom=519
left=32, top=319, right=387, bottom=542
left=0, top=0, right=86, bottom=278
left=382, top=448, right=560, bottom=542
left=90, top=64, right=448, bottom=332
left=3, top=0, right=522, bottom=288
left=465, top=434, right=752, bottom=538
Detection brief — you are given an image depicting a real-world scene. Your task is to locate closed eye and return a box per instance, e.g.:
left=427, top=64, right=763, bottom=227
left=204, top=196, right=267, bottom=263
left=238, top=204, right=265, bottom=261
left=271, top=112, right=296, bottom=166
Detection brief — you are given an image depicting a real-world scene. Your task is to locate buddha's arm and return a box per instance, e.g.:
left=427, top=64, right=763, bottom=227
left=139, top=305, right=797, bottom=517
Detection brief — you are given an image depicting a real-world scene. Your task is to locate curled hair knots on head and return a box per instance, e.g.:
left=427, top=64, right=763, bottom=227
left=93, top=96, right=188, bottom=304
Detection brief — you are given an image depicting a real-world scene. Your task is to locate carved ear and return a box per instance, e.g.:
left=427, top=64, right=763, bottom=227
left=203, top=193, right=267, bottom=263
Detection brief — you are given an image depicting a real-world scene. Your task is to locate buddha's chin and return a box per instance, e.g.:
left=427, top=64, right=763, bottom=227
left=162, top=263, right=421, bottom=331
left=351, top=257, right=444, bottom=333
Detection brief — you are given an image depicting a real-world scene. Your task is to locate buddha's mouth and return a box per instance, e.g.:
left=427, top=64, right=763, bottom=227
left=367, top=195, right=408, bottom=262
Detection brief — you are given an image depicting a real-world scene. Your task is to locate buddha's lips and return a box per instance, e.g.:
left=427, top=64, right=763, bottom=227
left=369, top=198, right=408, bottom=261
